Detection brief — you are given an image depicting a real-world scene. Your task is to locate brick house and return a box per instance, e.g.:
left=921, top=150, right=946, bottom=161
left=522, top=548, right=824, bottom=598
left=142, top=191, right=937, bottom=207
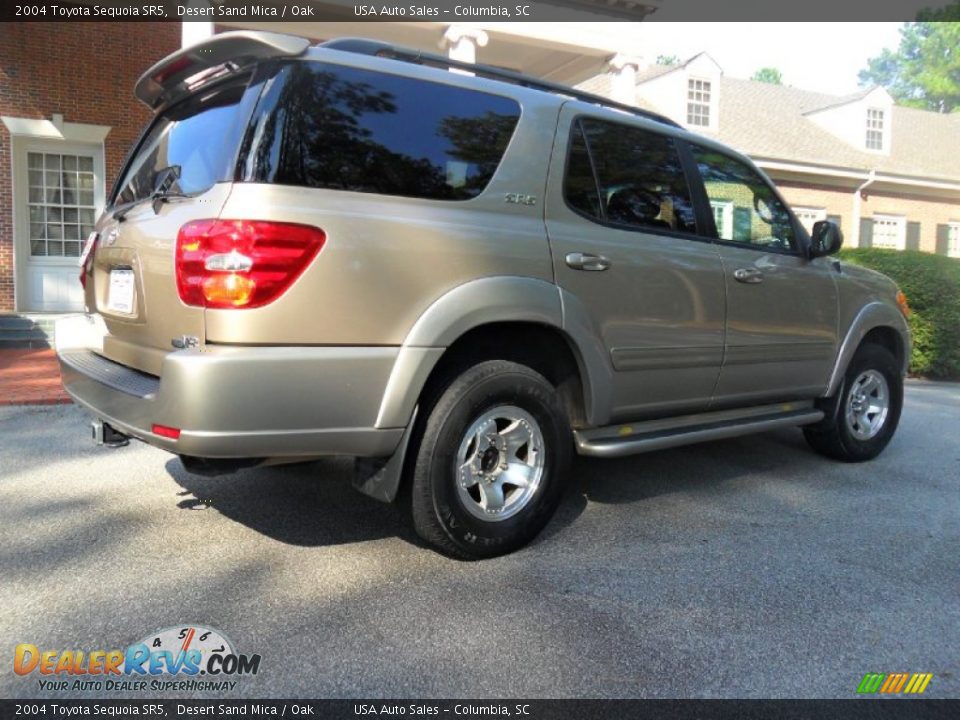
left=0, top=22, right=182, bottom=314
left=580, top=53, right=960, bottom=256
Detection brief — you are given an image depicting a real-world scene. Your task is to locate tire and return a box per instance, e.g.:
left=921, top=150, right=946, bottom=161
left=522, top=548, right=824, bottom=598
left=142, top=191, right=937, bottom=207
left=804, top=343, right=903, bottom=462
left=410, top=360, right=572, bottom=560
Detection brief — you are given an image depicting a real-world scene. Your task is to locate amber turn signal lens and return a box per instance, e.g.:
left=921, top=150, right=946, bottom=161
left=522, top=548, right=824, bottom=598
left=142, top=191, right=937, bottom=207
left=201, top=274, right=256, bottom=307
left=896, top=290, right=911, bottom=318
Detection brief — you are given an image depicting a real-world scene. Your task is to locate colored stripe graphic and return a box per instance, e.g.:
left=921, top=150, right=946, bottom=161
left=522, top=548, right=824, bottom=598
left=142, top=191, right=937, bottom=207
left=904, top=674, right=921, bottom=694
left=880, top=674, right=899, bottom=693
left=892, top=674, right=909, bottom=693
left=857, top=672, right=932, bottom=694
left=913, top=674, right=933, bottom=694
left=858, top=673, right=886, bottom=693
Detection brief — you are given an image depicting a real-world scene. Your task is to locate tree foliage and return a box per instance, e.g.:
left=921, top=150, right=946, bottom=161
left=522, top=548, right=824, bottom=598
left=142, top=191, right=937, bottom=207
left=655, top=55, right=680, bottom=66
left=917, top=0, right=960, bottom=20
left=840, top=248, right=960, bottom=378
left=751, top=67, right=783, bottom=84
left=859, top=20, right=960, bottom=112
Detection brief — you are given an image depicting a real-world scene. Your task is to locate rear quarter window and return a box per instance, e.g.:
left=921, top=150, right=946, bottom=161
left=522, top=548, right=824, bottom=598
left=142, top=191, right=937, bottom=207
left=239, top=61, right=521, bottom=201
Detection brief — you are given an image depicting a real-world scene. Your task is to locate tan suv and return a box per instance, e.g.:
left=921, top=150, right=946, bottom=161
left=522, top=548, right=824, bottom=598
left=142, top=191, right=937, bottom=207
left=58, top=32, right=911, bottom=559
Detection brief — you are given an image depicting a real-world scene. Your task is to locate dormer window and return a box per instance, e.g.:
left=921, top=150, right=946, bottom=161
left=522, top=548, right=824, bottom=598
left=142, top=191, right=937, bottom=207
left=687, top=78, right=712, bottom=127
left=866, top=108, right=885, bottom=150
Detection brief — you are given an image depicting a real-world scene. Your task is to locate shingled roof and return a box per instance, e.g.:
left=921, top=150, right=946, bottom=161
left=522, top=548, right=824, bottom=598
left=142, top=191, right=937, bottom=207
left=709, top=78, right=960, bottom=183
left=578, top=56, right=960, bottom=185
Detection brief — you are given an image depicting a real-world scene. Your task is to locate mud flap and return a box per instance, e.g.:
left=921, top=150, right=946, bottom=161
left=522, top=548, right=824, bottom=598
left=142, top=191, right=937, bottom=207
left=353, top=407, right=418, bottom=503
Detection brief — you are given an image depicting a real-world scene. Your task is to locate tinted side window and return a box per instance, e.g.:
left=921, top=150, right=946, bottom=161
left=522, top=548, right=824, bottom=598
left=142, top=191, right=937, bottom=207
left=564, top=122, right=602, bottom=220
left=242, top=62, right=521, bottom=201
left=564, top=118, right=697, bottom=234
left=692, top=145, right=797, bottom=252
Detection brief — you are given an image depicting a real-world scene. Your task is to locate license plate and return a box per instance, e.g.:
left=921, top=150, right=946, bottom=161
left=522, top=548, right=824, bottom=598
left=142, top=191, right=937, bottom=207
left=107, top=268, right=135, bottom=314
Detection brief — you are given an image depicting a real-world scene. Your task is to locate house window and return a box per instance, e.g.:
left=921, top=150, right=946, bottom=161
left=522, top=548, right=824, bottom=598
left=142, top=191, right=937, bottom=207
left=866, top=108, right=884, bottom=151
left=794, top=207, right=827, bottom=235
left=694, top=144, right=796, bottom=250
left=711, top=200, right=733, bottom=240
left=872, top=214, right=906, bottom=250
left=687, top=78, right=712, bottom=127
left=949, top=222, right=960, bottom=258
left=27, top=151, right=97, bottom=258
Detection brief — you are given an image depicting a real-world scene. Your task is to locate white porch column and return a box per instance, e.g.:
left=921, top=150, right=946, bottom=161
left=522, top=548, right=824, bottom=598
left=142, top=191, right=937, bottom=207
left=440, top=26, right=489, bottom=66
left=607, top=53, right=642, bottom=105
left=181, top=0, right=214, bottom=49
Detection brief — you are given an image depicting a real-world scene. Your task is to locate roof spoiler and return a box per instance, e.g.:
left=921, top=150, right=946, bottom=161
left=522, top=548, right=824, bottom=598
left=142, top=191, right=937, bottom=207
left=135, top=31, right=310, bottom=110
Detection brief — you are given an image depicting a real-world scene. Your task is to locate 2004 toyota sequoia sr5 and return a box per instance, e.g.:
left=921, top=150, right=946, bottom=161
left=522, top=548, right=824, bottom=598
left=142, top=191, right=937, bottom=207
left=58, top=32, right=911, bottom=559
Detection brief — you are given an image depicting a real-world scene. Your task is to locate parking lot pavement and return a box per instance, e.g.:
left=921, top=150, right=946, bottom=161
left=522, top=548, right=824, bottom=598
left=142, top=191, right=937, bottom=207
left=0, top=379, right=957, bottom=699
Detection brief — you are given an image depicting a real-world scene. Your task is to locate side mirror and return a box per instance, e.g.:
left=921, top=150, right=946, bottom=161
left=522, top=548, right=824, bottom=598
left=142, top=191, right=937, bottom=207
left=754, top=194, right=774, bottom=223
left=810, top=220, right=843, bottom=258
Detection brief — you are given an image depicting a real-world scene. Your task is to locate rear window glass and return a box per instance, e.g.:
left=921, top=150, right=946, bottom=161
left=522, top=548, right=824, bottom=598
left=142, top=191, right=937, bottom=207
left=239, top=61, right=521, bottom=201
left=113, top=79, right=250, bottom=207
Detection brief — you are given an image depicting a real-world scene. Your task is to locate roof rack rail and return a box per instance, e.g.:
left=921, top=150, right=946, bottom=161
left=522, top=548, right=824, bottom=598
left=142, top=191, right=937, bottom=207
left=320, top=38, right=682, bottom=130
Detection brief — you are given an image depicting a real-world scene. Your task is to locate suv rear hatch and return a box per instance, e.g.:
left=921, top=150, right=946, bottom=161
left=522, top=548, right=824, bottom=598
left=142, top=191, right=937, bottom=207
left=87, top=33, right=309, bottom=376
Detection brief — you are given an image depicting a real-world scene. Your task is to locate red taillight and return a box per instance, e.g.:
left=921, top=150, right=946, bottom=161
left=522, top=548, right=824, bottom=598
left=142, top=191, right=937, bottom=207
left=79, top=232, right=99, bottom=290
left=151, top=424, right=181, bottom=439
left=175, top=220, right=325, bottom=309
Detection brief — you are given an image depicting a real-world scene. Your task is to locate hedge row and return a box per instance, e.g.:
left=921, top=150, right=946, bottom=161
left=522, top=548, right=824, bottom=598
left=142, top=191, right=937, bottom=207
left=839, top=248, right=960, bottom=378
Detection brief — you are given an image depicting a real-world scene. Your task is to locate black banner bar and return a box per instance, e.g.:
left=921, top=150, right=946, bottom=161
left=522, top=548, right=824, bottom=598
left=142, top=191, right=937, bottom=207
left=2, top=700, right=960, bottom=720
left=1, top=0, right=959, bottom=23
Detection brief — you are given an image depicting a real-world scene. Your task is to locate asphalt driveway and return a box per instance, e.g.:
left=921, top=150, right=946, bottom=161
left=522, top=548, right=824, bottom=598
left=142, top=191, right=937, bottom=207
left=0, top=380, right=957, bottom=699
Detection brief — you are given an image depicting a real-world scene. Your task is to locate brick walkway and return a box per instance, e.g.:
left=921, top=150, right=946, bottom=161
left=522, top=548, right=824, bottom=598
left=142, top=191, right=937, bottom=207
left=0, top=348, right=72, bottom=405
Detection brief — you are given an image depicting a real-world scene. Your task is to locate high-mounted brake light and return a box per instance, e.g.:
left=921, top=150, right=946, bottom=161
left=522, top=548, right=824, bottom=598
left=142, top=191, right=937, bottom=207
left=152, top=55, right=193, bottom=84
left=175, top=220, right=325, bottom=309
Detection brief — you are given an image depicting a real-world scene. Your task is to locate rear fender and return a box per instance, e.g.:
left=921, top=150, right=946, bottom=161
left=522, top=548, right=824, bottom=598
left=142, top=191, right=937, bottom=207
left=374, top=276, right=612, bottom=429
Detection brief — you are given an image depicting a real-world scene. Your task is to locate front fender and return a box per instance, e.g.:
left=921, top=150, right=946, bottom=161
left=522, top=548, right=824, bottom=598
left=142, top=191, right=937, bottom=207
left=825, top=301, right=911, bottom=397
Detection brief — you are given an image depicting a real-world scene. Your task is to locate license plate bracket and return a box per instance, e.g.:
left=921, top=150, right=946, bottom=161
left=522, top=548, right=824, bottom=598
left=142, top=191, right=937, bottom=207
left=106, top=268, right=135, bottom=314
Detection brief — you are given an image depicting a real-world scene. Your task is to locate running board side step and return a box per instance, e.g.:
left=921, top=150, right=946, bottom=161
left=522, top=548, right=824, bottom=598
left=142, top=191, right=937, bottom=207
left=574, top=402, right=824, bottom=458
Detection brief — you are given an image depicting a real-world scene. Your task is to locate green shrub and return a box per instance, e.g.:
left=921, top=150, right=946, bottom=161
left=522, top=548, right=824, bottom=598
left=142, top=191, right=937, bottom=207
left=839, top=249, right=960, bottom=378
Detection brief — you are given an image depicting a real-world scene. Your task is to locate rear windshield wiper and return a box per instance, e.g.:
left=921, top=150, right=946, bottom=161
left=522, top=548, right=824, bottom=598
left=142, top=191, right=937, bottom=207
left=151, top=165, right=187, bottom=214
left=111, top=166, right=191, bottom=221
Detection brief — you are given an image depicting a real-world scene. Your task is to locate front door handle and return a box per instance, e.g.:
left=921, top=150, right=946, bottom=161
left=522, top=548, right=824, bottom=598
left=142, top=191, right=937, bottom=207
left=733, top=267, right=763, bottom=284
left=566, top=252, right=611, bottom=271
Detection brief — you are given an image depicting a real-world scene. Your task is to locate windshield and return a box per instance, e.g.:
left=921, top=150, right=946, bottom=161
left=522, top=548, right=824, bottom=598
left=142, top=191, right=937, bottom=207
left=112, top=77, right=252, bottom=208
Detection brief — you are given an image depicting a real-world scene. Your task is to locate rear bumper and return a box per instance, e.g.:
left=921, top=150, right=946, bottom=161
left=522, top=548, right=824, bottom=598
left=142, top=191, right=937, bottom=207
left=56, top=316, right=404, bottom=460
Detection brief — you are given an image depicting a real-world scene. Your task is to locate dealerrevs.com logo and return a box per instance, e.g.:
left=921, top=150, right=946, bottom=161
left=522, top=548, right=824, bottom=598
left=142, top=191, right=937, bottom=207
left=14, top=625, right=262, bottom=693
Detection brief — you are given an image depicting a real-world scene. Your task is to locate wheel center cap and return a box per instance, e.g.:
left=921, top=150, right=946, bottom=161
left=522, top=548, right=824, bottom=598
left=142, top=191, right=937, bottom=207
left=480, top=446, right=500, bottom=474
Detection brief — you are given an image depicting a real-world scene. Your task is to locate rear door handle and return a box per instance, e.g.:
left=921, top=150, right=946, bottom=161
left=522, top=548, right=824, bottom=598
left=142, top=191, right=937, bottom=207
left=733, top=267, right=763, bottom=284
left=565, top=252, right=611, bottom=271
